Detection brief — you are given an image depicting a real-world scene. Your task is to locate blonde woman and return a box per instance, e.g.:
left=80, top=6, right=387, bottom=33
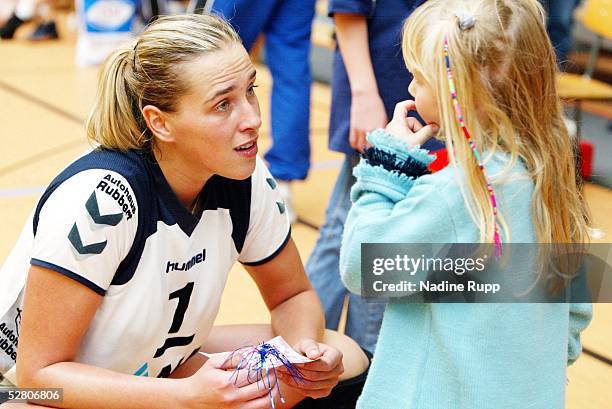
left=0, top=14, right=369, bottom=409
left=340, top=0, right=592, bottom=407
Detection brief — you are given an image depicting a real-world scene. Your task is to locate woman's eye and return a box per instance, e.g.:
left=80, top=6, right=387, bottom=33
left=216, top=100, right=230, bottom=112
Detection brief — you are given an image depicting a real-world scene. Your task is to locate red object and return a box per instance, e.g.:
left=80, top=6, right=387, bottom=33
left=428, top=148, right=449, bottom=172
left=428, top=143, right=594, bottom=178
left=580, top=140, right=594, bottom=179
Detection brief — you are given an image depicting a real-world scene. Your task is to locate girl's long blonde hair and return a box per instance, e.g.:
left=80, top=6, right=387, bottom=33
left=403, top=0, right=590, bottom=244
left=86, top=14, right=241, bottom=151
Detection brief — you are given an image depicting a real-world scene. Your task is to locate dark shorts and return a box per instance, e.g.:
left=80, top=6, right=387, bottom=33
left=293, top=349, right=372, bottom=409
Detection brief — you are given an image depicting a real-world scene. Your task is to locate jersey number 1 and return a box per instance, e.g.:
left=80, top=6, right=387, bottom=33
left=154, top=282, right=196, bottom=368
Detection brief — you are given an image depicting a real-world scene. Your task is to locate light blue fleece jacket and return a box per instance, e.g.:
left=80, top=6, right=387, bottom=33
left=340, top=129, right=592, bottom=409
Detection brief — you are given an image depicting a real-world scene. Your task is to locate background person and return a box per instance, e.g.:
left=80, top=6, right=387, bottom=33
left=305, top=0, right=445, bottom=355
left=211, top=0, right=318, bottom=222
left=0, top=0, right=59, bottom=40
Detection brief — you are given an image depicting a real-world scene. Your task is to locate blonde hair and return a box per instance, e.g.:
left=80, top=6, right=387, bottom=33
left=402, top=0, right=590, bottom=245
left=86, top=14, right=241, bottom=151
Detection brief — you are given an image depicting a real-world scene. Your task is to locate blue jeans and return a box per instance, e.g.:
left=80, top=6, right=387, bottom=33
left=212, top=0, right=314, bottom=181
left=541, top=0, right=581, bottom=65
left=305, top=153, right=385, bottom=353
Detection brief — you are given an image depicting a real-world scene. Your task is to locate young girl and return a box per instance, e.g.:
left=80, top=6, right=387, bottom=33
left=340, top=0, right=592, bottom=407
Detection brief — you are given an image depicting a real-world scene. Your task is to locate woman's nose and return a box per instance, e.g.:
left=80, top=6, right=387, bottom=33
left=241, top=101, right=262, bottom=131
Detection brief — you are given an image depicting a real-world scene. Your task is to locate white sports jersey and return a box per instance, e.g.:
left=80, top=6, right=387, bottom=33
left=0, top=149, right=290, bottom=383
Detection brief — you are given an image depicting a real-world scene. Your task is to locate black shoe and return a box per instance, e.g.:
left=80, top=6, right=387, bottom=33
left=29, top=21, right=59, bottom=41
left=0, top=14, right=27, bottom=39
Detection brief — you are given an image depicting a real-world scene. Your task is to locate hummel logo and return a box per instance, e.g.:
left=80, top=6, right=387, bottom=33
left=166, top=249, right=206, bottom=273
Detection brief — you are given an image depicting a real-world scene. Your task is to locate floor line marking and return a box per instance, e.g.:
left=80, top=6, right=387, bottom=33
left=0, top=80, right=84, bottom=125
left=0, top=187, right=46, bottom=198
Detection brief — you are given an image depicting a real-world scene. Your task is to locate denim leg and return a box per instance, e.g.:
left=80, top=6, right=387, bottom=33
left=306, top=153, right=384, bottom=353
left=306, top=154, right=358, bottom=329
left=262, top=0, right=315, bottom=181
left=345, top=295, right=385, bottom=354
left=541, top=0, right=581, bottom=65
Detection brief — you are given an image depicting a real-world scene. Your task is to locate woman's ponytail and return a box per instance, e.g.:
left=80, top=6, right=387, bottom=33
left=86, top=47, right=148, bottom=151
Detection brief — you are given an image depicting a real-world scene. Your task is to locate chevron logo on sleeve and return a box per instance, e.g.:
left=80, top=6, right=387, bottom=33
left=68, top=223, right=107, bottom=255
left=266, top=178, right=277, bottom=189
left=67, top=191, right=124, bottom=255
left=276, top=201, right=286, bottom=214
left=86, top=191, right=123, bottom=226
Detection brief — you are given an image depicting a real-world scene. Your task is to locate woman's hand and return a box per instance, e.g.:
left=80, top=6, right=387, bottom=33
left=278, top=339, right=344, bottom=399
left=385, top=100, right=439, bottom=147
left=350, top=92, right=389, bottom=152
left=182, top=354, right=278, bottom=409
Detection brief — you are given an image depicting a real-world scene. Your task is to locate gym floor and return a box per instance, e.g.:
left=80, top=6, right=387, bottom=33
left=0, top=12, right=610, bottom=408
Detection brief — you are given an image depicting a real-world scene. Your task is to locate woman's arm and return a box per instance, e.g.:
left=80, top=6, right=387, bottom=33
left=17, top=266, right=274, bottom=409
left=16, top=266, right=188, bottom=409
left=245, top=238, right=323, bottom=346
left=245, top=239, right=344, bottom=399
left=334, top=13, right=388, bottom=152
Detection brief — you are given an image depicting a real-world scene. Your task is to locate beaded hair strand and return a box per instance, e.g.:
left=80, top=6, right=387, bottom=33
left=443, top=33, right=502, bottom=255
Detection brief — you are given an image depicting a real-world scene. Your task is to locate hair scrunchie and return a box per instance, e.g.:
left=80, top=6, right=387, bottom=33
left=455, top=10, right=476, bottom=30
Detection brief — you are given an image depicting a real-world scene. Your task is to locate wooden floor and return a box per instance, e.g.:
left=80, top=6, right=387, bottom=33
left=0, top=15, right=610, bottom=408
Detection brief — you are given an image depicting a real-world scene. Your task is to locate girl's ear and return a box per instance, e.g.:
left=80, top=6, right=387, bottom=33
left=141, top=105, right=175, bottom=143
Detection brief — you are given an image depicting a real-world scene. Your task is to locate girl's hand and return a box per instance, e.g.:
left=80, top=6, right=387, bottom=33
left=181, top=354, right=278, bottom=409
left=277, top=339, right=344, bottom=399
left=350, top=92, right=389, bottom=152
left=385, top=100, right=439, bottom=147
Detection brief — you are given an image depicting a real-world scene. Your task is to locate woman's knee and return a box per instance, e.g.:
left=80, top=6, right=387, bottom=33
left=322, top=329, right=369, bottom=380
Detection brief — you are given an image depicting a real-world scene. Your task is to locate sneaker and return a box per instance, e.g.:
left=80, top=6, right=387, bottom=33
left=28, top=21, right=59, bottom=41
left=0, top=14, right=27, bottom=39
left=277, top=181, right=298, bottom=224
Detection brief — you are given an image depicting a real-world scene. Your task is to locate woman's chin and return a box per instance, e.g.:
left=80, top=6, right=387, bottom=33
left=222, top=159, right=257, bottom=181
